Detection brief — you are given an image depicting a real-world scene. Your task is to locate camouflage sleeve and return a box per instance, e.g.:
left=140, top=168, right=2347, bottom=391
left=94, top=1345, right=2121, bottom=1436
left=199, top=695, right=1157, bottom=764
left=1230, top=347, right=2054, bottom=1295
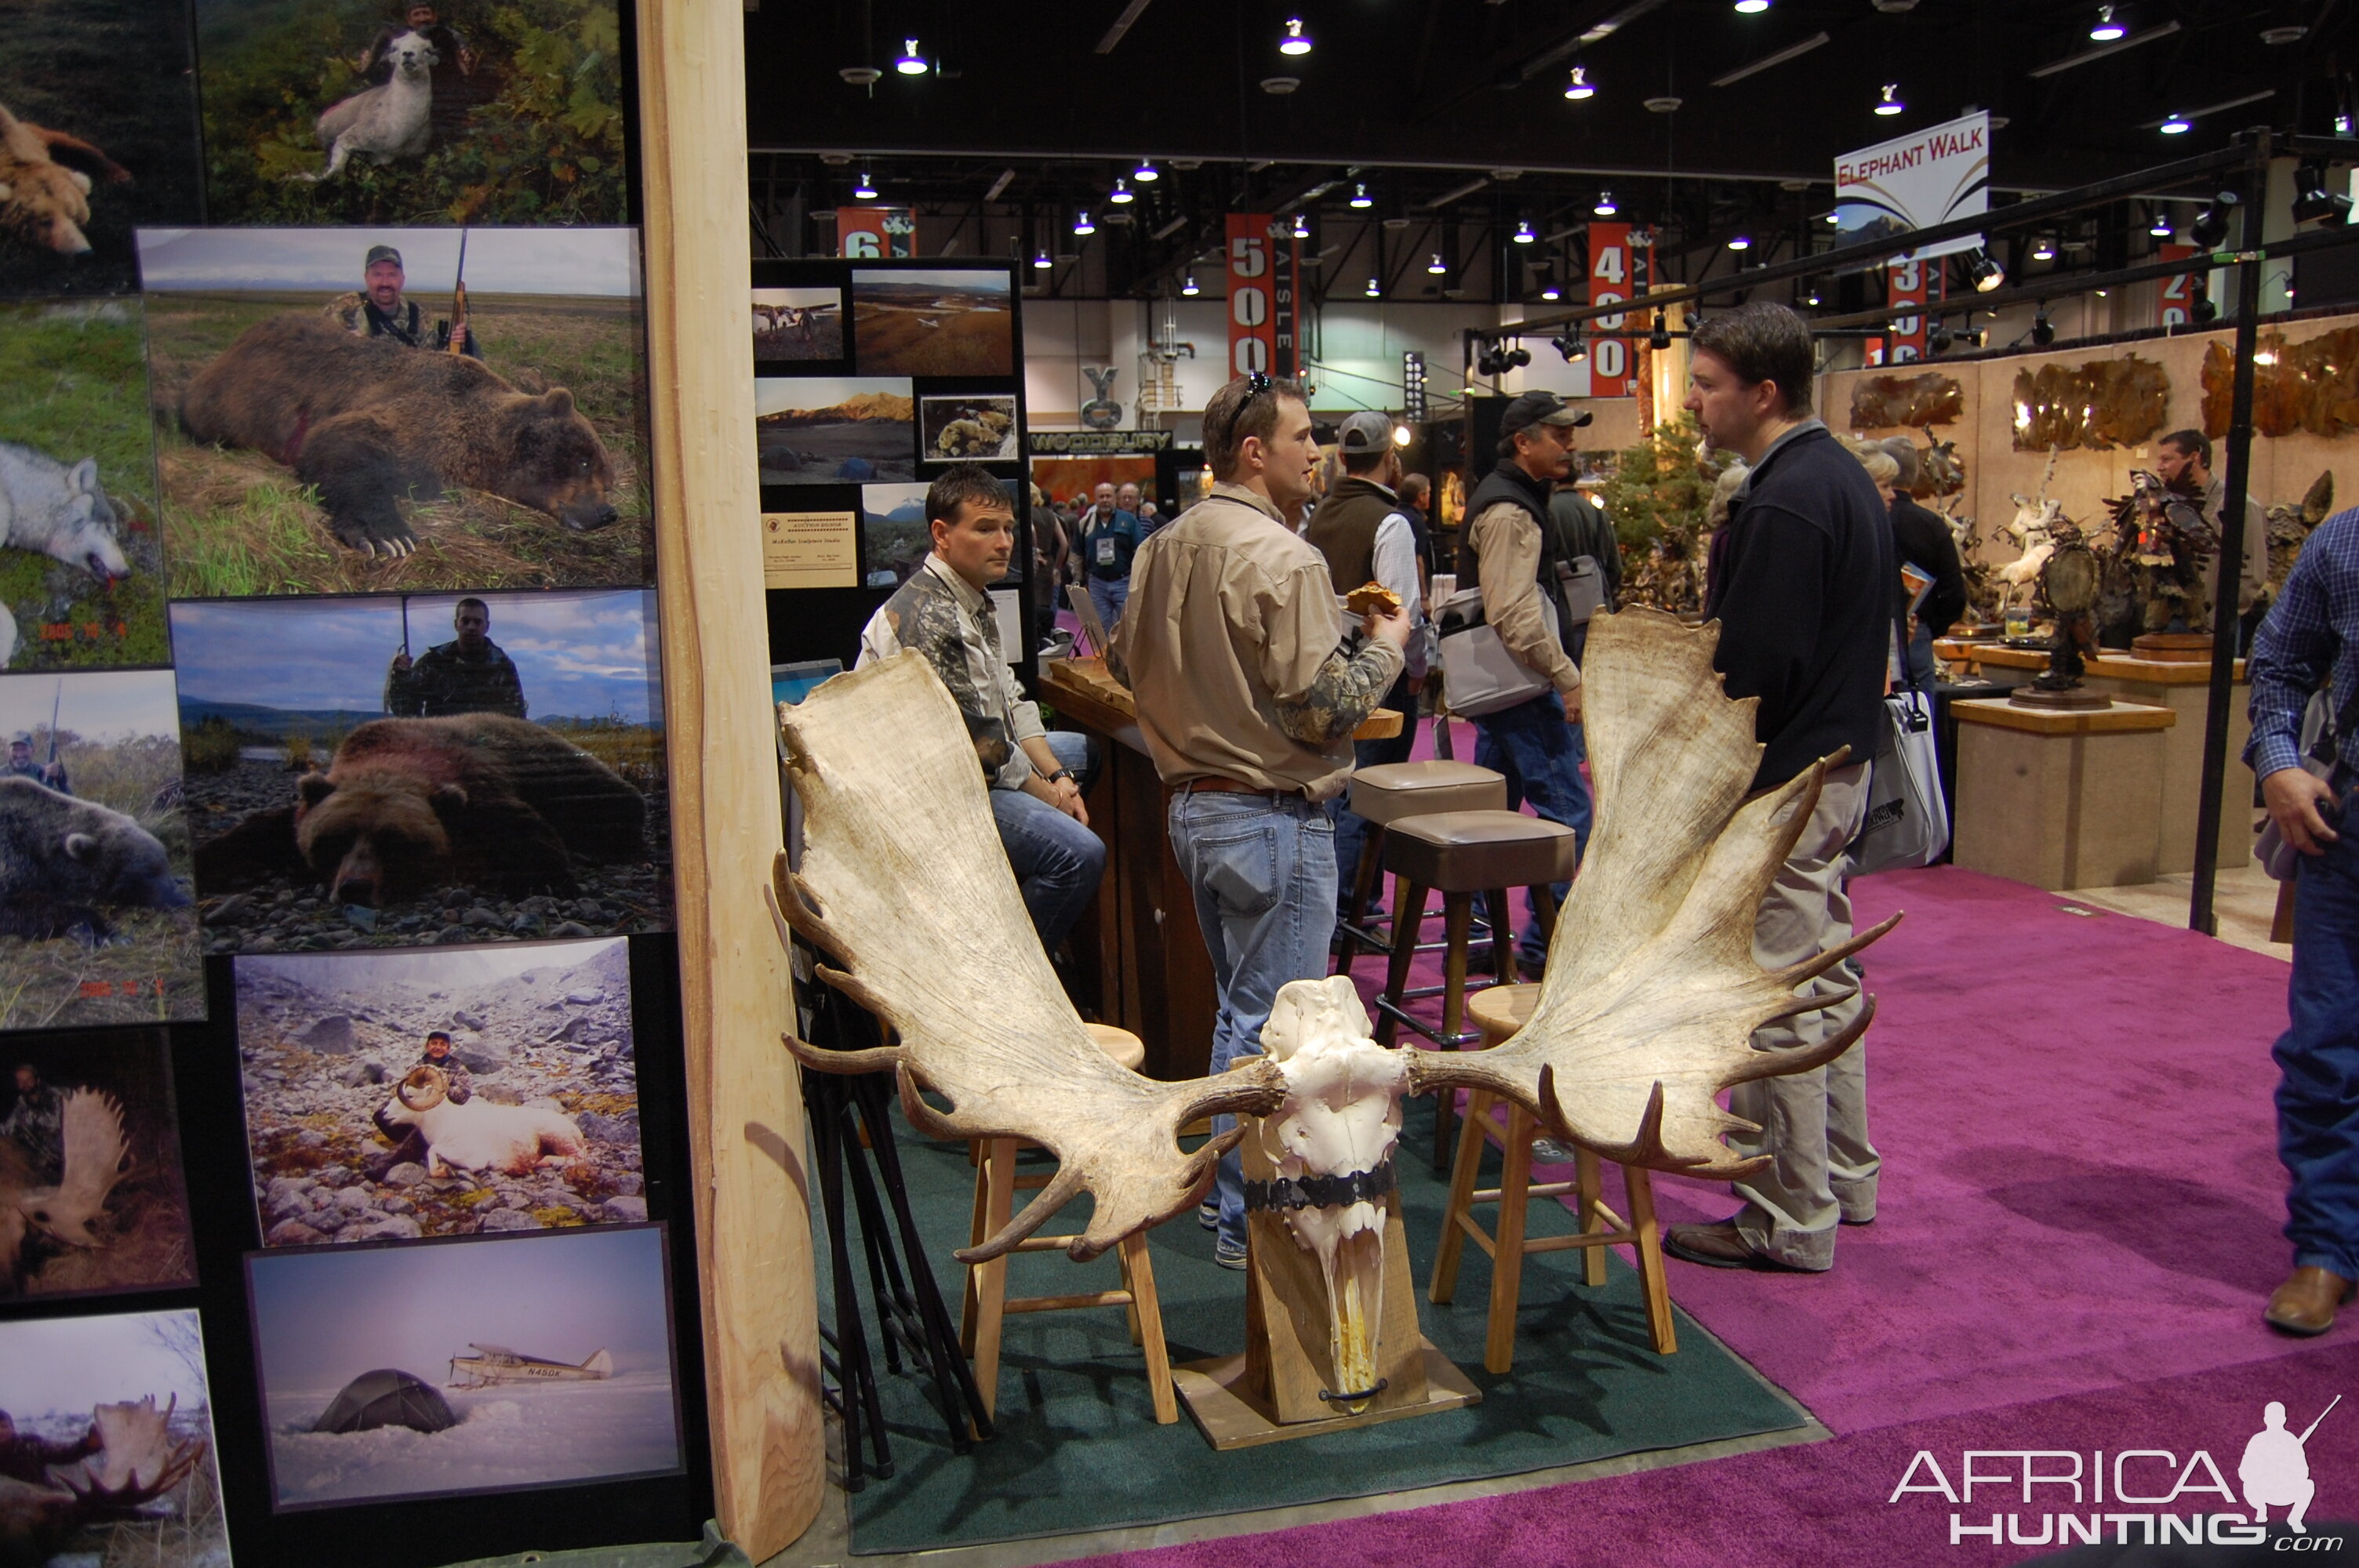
left=896, top=586, right=1014, bottom=782
left=1274, top=637, right=1405, bottom=749
left=383, top=659, right=423, bottom=716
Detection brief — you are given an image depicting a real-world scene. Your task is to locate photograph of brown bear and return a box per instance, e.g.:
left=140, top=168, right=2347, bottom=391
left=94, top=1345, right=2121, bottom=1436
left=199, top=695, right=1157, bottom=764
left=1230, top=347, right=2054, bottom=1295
left=0, top=0, right=205, bottom=297
left=2, top=1029, right=195, bottom=1299
left=170, top=588, right=670, bottom=954
left=0, top=668, right=202, bottom=1029
left=136, top=225, right=652, bottom=601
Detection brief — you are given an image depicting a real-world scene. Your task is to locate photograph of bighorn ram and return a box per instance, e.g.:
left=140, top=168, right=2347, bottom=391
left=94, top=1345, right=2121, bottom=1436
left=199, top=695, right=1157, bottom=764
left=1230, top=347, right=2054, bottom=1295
left=373, top=1065, right=590, bottom=1180
left=768, top=608, right=1899, bottom=1415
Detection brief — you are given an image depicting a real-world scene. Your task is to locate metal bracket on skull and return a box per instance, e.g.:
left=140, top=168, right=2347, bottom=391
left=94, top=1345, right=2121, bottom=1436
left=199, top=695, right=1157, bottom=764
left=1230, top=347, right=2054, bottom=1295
left=1242, top=1158, right=1398, bottom=1213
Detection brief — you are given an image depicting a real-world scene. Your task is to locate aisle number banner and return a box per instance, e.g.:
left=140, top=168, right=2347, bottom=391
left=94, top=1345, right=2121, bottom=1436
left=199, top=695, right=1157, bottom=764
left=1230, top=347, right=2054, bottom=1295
left=2157, top=242, right=2204, bottom=327
left=1227, top=214, right=1301, bottom=379
left=835, top=206, right=915, bottom=258
left=1587, top=222, right=1634, bottom=397
left=1883, top=257, right=1930, bottom=363
left=1835, top=111, right=1990, bottom=263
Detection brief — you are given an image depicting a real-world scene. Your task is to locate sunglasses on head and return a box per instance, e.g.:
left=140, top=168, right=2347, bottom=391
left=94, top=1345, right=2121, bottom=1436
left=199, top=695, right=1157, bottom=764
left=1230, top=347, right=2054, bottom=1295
left=1216, top=371, right=1275, bottom=449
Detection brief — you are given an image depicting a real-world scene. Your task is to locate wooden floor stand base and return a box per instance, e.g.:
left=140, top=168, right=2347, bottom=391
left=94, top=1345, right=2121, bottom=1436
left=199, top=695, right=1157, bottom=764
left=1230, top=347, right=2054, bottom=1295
left=1171, top=1341, right=1481, bottom=1450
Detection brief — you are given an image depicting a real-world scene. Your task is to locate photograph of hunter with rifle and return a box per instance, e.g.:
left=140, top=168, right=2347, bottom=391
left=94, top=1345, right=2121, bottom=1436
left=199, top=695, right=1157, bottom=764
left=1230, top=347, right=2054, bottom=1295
left=135, top=224, right=652, bottom=600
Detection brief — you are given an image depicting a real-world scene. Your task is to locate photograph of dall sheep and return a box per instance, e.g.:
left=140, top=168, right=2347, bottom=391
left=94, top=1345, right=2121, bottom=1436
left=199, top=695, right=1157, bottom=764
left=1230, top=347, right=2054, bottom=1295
left=236, top=938, right=642, bottom=1247
left=171, top=587, right=670, bottom=953
left=0, top=668, right=199, bottom=1031
left=0, top=1308, right=231, bottom=1568
left=246, top=1224, right=683, bottom=1510
left=0, top=300, right=170, bottom=672
left=0, top=0, right=205, bottom=297
left=193, top=0, right=627, bottom=228
left=136, top=224, right=652, bottom=599
left=1, top=1029, right=194, bottom=1300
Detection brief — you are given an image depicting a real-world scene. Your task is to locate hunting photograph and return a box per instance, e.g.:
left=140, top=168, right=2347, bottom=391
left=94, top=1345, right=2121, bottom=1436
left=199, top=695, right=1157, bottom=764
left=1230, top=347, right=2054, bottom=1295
left=0, top=300, right=170, bottom=672
left=171, top=587, right=671, bottom=953
left=750, top=286, right=842, bottom=366
left=236, top=938, right=643, bottom=1247
left=857, top=481, right=929, bottom=588
left=0, top=668, right=200, bottom=1032
left=849, top=268, right=1014, bottom=377
left=137, top=224, right=652, bottom=599
left=1, top=1030, right=194, bottom=1301
left=194, top=0, right=626, bottom=228
left=246, top=1225, right=683, bottom=1510
left=754, top=376, right=915, bottom=486
left=0, top=0, right=205, bottom=296
left=0, top=1308, right=230, bottom=1568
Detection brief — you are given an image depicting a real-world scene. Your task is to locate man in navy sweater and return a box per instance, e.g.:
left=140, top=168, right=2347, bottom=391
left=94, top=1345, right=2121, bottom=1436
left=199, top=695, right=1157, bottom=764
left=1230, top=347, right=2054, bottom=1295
left=1663, top=302, right=1896, bottom=1274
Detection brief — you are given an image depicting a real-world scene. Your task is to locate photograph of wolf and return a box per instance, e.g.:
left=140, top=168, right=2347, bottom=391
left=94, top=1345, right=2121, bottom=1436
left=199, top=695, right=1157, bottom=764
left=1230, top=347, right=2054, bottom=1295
left=2, top=1030, right=195, bottom=1299
left=0, top=0, right=205, bottom=297
left=0, top=300, right=171, bottom=672
left=236, top=938, right=642, bottom=1247
left=137, top=224, right=652, bottom=599
left=0, top=1308, right=232, bottom=1566
left=171, top=587, right=670, bottom=953
left=194, top=0, right=627, bottom=228
left=0, top=669, right=200, bottom=1031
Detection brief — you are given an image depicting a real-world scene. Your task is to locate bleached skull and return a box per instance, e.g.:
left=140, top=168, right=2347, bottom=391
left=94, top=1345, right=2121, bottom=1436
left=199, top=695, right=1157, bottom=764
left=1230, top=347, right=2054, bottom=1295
left=1253, top=975, right=1411, bottom=1414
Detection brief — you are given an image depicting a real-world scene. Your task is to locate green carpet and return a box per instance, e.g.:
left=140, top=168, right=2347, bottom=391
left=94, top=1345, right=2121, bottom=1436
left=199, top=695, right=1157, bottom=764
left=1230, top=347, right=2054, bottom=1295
left=826, top=1096, right=1808, bottom=1555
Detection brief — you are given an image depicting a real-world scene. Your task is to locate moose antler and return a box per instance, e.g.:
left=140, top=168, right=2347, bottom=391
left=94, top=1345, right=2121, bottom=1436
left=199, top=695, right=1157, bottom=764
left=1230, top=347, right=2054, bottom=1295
left=53, top=1396, right=204, bottom=1509
left=17, top=1090, right=132, bottom=1248
left=772, top=652, right=1285, bottom=1263
left=1409, top=608, right=1899, bottom=1175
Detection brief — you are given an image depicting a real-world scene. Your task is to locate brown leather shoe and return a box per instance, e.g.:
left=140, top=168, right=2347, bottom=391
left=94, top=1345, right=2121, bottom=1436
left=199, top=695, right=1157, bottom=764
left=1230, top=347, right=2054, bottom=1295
left=2265, top=1267, right=2355, bottom=1336
left=1663, top=1220, right=1825, bottom=1273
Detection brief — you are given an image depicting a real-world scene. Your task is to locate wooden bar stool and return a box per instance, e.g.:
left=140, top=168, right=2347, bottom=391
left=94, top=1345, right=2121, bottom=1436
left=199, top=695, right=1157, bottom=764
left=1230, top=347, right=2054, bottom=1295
left=1334, top=760, right=1506, bottom=977
left=1372, top=810, right=1579, bottom=1169
left=1429, top=984, right=1677, bottom=1373
left=959, top=1023, right=1178, bottom=1426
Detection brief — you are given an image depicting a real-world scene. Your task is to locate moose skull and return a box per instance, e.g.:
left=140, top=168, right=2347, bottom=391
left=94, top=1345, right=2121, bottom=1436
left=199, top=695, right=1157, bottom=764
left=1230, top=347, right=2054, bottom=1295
left=1253, top=976, right=1410, bottom=1414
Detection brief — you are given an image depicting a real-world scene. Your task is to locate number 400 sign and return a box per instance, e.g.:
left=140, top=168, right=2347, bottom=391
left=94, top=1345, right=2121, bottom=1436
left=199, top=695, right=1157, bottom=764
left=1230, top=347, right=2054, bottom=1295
left=1588, top=223, right=1634, bottom=395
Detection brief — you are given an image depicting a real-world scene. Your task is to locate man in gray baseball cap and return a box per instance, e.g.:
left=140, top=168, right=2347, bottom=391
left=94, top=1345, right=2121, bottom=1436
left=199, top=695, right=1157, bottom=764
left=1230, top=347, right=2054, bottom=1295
left=1306, top=410, right=1431, bottom=932
left=349, top=241, right=483, bottom=360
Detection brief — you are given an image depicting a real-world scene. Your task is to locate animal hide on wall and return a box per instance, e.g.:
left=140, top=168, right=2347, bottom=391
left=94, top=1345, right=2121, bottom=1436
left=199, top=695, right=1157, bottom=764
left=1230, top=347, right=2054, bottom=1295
left=2010, top=356, right=2170, bottom=452
left=2201, top=328, right=2359, bottom=441
left=1848, top=372, right=1964, bottom=430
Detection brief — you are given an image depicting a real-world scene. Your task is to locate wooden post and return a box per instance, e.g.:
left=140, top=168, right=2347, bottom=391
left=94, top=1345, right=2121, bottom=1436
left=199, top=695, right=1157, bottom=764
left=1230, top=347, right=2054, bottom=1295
left=634, top=3, right=825, bottom=1556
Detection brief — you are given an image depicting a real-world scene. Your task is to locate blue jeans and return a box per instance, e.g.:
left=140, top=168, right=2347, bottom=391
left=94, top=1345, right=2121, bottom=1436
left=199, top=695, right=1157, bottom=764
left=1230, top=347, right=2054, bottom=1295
left=1088, top=576, right=1130, bottom=639
left=1168, top=789, right=1336, bottom=1250
left=990, top=732, right=1103, bottom=956
left=2276, top=780, right=2359, bottom=1279
left=1471, top=691, right=1591, bottom=970
left=1332, top=674, right=1419, bottom=923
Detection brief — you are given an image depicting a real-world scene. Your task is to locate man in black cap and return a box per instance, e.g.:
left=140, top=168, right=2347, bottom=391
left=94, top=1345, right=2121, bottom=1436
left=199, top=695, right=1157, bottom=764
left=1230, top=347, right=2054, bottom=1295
left=384, top=597, right=527, bottom=717
left=414, top=1030, right=474, bottom=1103
left=1307, top=410, right=1430, bottom=929
left=1456, top=390, right=1595, bottom=977
left=2, top=734, right=65, bottom=794
left=351, top=244, right=482, bottom=360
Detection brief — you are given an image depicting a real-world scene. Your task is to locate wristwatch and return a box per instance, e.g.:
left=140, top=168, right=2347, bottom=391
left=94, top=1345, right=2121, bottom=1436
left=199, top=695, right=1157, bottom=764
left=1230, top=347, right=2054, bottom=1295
left=1047, top=768, right=1076, bottom=785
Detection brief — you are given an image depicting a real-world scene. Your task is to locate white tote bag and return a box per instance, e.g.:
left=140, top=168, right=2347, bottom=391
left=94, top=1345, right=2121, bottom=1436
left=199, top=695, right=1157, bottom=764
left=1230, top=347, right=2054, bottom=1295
left=1434, top=585, right=1559, bottom=718
left=1848, top=688, right=1950, bottom=876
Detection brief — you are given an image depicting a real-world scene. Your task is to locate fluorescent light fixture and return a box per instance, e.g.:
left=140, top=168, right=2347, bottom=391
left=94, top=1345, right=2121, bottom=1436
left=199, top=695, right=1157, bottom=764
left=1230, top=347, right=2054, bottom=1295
left=1565, top=66, right=1596, bottom=100
left=1593, top=190, right=1617, bottom=216
left=1074, top=210, right=1095, bottom=235
left=1513, top=220, right=1536, bottom=244
left=1874, top=83, right=1905, bottom=116
left=1279, top=17, right=1312, bottom=55
left=1110, top=177, right=1134, bottom=204
left=2029, top=20, right=2181, bottom=78
left=1181, top=274, right=1199, bottom=295
left=894, top=39, right=928, bottom=74
left=1134, top=159, right=1159, bottom=182
left=1710, top=30, right=1830, bottom=88
left=2088, top=5, right=2124, bottom=42
left=852, top=169, right=878, bottom=199
left=1350, top=183, right=1372, bottom=208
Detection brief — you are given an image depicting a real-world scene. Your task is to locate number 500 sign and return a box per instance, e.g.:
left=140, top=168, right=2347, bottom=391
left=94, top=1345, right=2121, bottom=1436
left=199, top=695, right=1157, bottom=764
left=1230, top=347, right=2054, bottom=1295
left=1225, top=214, right=1299, bottom=379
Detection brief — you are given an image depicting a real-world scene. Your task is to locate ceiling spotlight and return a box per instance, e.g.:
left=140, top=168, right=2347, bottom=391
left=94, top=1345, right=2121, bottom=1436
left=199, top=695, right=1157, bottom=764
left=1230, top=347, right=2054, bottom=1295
left=1508, top=344, right=1531, bottom=368
left=2030, top=235, right=2056, bottom=261
left=1134, top=159, right=1159, bottom=183
left=1927, top=320, right=1954, bottom=354
left=1649, top=319, right=1672, bottom=350
left=1551, top=329, right=1587, bottom=362
left=1110, top=177, right=1134, bottom=205
left=2031, top=309, right=2055, bottom=347
left=1393, top=423, right=1412, bottom=447
left=2339, top=114, right=2354, bottom=136
left=1033, top=249, right=1052, bottom=270
left=894, top=38, right=928, bottom=74
left=1293, top=212, right=1311, bottom=239
left=1349, top=183, right=1373, bottom=209
left=2088, top=5, right=2125, bottom=42
left=2192, top=282, right=2217, bottom=323
left=2190, top=192, right=2237, bottom=248
left=1593, top=190, right=1618, bottom=216
left=1874, top=83, right=1905, bottom=117
left=1073, top=209, right=1095, bottom=235
left=1180, top=273, right=1199, bottom=296
left=1565, top=66, right=1597, bottom=100
left=1365, top=276, right=1381, bottom=296
left=2293, top=163, right=2354, bottom=225
left=1513, top=220, right=1536, bottom=245
left=852, top=169, right=878, bottom=199
left=1968, top=251, right=2005, bottom=292
left=2159, top=111, right=2192, bottom=135
left=1278, top=16, right=1313, bottom=56
left=1727, top=234, right=1752, bottom=251
left=1427, top=252, right=1448, bottom=274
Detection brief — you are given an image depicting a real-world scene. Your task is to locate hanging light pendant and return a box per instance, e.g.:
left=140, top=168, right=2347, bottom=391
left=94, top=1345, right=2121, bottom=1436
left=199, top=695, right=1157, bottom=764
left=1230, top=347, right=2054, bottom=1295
left=1279, top=17, right=1313, bottom=56
left=1565, top=66, right=1597, bottom=101
left=1874, top=83, right=1905, bottom=117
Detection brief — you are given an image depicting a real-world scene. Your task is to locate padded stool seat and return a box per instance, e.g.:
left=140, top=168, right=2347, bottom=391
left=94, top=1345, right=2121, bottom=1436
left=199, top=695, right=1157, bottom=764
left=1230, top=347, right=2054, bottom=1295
left=1384, top=811, right=1580, bottom=892
left=1347, top=760, right=1507, bottom=825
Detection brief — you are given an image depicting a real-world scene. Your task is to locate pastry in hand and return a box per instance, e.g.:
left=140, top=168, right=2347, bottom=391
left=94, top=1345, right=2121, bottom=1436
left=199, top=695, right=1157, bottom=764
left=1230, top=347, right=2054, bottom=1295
left=1346, top=581, right=1401, bottom=619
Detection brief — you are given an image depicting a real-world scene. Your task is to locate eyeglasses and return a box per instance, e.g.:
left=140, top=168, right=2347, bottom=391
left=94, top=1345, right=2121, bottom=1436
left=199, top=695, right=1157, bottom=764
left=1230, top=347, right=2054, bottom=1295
left=1216, top=371, right=1274, bottom=451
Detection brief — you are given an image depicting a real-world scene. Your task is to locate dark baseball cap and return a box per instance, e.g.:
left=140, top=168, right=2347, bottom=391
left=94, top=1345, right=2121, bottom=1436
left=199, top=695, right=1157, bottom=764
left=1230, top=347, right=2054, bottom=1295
left=1336, top=410, right=1398, bottom=452
left=1499, top=390, right=1594, bottom=439
left=364, top=245, right=404, bottom=270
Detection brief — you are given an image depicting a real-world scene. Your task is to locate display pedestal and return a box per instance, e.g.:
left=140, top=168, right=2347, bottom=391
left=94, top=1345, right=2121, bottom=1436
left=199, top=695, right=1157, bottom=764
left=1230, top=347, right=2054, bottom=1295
left=1172, top=1341, right=1481, bottom=1450
left=2084, top=654, right=2252, bottom=875
left=2130, top=631, right=2213, bottom=663
left=2009, top=684, right=2111, bottom=711
left=1951, top=699, right=2176, bottom=891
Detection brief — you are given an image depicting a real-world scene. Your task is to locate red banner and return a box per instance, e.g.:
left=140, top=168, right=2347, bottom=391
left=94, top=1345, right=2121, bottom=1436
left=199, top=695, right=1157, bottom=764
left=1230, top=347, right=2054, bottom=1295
left=1226, top=215, right=1301, bottom=379
left=1587, top=223, right=1633, bottom=396
left=2158, top=242, right=2202, bottom=328
left=835, top=207, right=914, bottom=258
left=1882, top=256, right=1929, bottom=364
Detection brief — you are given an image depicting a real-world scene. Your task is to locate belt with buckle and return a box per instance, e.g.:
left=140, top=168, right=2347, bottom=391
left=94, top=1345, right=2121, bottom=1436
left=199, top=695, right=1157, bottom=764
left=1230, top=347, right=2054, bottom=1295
left=1183, top=775, right=1307, bottom=802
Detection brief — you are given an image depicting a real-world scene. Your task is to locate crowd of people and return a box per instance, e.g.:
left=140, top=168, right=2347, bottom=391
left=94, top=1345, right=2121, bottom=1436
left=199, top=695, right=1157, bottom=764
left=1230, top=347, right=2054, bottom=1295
left=866, top=300, right=2354, bottom=1322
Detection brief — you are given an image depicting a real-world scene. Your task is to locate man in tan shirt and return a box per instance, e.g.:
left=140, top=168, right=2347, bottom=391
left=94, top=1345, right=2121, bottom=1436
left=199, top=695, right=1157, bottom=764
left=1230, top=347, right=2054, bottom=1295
left=1114, top=372, right=1409, bottom=1268
left=1454, top=389, right=1594, bottom=976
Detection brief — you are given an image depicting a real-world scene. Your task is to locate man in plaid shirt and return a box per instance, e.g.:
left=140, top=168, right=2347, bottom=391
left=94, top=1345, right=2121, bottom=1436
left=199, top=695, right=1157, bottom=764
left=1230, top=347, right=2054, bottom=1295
left=2247, top=505, right=2359, bottom=1336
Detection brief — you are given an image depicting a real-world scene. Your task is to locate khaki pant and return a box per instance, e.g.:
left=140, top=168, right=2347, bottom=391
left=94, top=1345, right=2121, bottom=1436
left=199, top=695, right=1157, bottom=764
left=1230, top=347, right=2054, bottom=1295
left=1727, top=761, right=1878, bottom=1270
